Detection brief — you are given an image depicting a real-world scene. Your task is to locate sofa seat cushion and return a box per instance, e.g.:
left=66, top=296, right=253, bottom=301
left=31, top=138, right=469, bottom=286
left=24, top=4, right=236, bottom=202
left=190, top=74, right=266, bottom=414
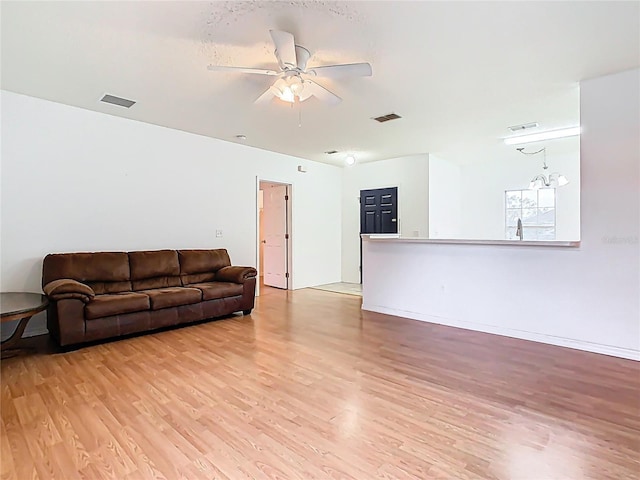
left=139, top=287, right=202, bottom=310
left=188, top=282, right=243, bottom=301
left=85, top=292, right=151, bottom=320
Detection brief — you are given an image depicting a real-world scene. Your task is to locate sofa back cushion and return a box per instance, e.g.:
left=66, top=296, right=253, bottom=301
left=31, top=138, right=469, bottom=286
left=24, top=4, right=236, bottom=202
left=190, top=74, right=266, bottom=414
left=42, top=252, right=132, bottom=294
left=178, top=249, right=231, bottom=285
left=129, top=250, right=181, bottom=291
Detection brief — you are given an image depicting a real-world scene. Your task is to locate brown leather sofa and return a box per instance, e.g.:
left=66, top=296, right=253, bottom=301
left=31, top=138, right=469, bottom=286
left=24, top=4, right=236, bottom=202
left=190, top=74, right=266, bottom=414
left=42, top=249, right=257, bottom=346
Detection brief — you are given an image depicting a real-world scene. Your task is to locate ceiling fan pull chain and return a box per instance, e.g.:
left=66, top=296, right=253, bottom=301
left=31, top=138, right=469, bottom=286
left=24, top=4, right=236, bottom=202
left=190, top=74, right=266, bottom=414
left=298, top=100, right=303, bottom=128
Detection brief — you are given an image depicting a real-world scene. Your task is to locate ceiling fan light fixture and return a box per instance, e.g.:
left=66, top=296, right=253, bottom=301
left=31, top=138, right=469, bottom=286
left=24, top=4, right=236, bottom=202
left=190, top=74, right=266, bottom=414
left=289, top=76, right=304, bottom=94
left=271, top=76, right=306, bottom=103
left=280, top=87, right=295, bottom=103
left=297, top=86, right=313, bottom=102
left=208, top=29, right=370, bottom=107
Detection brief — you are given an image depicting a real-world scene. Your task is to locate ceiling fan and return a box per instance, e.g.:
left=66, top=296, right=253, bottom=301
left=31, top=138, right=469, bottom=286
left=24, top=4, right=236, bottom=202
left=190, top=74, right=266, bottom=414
left=207, top=30, right=372, bottom=106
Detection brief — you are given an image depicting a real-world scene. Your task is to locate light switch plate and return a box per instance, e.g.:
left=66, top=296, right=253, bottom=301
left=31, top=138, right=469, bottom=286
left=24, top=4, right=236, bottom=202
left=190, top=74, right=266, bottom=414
left=216, top=230, right=223, bottom=238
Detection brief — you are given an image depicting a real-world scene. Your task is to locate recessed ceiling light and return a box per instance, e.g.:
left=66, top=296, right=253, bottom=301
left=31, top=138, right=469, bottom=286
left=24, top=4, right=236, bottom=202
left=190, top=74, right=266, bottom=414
left=345, top=155, right=356, bottom=166
left=235, top=134, right=247, bottom=141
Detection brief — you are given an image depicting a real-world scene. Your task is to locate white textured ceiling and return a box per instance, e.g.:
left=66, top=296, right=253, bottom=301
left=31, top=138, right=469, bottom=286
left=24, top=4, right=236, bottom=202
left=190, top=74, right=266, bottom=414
left=1, top=1, right=639, bottom=166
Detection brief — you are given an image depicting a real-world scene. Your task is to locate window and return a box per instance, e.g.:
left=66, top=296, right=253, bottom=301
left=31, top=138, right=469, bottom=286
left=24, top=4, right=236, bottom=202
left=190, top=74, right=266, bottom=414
left=505, top=189, right=556, bottom=240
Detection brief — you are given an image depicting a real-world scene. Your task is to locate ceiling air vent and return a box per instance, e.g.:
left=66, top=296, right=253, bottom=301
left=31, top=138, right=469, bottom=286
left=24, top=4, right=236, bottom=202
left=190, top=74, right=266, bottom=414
left=324, top=150, right=339, bottom=155
left=100, top=94, right=136, bottom=108
left=373, top=113, right=401, bottom=123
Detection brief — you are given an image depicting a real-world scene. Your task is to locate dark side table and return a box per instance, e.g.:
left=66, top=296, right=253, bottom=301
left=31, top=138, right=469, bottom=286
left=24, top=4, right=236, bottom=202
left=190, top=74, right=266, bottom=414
left=1, top=292, right=48, bottom=359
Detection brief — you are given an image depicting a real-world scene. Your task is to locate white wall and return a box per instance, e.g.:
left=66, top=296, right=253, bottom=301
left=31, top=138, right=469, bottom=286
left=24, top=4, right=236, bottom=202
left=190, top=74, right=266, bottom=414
left=458, top=144, right=581, bottom=241
left=341, top=154, right=429, bottom=283
left=428, top=155, right=461, bottom=238
left=363, top=68, right=640, bottom=360
left=1, top=91, right=342, bottom=338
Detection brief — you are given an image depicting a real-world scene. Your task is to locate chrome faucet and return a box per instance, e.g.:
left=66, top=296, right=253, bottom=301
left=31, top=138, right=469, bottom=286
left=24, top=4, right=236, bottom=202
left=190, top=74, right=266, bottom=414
left=516, top=218, right=523, bottom=240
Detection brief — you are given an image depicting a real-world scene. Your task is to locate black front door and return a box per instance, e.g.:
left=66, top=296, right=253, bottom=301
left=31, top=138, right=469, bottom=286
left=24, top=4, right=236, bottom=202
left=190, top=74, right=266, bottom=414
left=360, top=187, right=398, bottom=234
left=359, top=187, right=398, bottom=282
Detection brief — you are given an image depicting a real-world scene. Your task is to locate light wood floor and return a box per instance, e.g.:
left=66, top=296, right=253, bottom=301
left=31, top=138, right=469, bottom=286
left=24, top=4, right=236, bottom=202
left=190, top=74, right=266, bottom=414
left=2, top=287, right=639, bottom=479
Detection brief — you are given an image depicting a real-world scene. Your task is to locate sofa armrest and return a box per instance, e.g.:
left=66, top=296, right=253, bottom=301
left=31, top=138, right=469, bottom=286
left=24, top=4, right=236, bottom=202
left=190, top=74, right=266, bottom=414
left=216, top=266, right=257, bottom=284
left=43, top=278, right=95, bottom=304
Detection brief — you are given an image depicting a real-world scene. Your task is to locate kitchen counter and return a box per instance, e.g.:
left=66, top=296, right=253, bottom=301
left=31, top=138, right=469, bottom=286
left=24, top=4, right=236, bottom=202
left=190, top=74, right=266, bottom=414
left=361, top=234, right=580, bottom=247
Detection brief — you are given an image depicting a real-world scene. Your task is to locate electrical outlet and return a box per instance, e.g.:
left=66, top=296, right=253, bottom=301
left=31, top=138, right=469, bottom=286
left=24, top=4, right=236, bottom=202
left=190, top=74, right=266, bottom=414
left=215, top=230, right=223, bottom=238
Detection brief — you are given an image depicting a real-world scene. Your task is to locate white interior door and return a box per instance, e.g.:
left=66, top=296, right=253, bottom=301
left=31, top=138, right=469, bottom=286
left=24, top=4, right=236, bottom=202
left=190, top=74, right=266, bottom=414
left=263, top=184, right=288, bottom=289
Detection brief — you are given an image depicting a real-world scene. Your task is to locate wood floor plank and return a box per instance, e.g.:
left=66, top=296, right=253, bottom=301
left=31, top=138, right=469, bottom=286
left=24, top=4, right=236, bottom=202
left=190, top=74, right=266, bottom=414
left=1, top=286, right=639, bottom=479
left=0, top=419, right=17, bottom=480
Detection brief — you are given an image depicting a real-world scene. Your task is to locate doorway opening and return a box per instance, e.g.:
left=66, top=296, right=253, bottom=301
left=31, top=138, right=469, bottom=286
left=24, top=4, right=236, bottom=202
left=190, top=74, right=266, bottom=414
left=359, top=186, right=398, bottom=283
left=258, top=180, right=292, bottom=295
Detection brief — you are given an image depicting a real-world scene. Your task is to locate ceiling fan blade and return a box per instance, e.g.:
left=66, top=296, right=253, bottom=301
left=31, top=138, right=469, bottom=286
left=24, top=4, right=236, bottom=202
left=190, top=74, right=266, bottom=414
left=207, top=65, right=279, bottom=76
left=269, top=30, right=297, bottom=70
left=303, top=80, right=342, bottom=105
left=254, top=87, right=276, bottom=104
left=307, top=63, right=372, bottom=78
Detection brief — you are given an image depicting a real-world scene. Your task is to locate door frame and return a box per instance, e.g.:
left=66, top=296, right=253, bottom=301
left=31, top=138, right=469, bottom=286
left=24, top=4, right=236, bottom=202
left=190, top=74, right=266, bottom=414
left=256, top=176, right=294, bottom=296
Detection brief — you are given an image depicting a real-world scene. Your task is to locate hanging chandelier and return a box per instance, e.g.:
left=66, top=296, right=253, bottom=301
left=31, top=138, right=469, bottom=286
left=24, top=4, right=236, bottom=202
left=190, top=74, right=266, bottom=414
left=517, top=147, right=569, bottom=189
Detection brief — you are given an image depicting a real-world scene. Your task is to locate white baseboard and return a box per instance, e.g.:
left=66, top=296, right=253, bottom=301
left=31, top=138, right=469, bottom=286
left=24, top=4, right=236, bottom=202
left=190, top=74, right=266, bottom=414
left=362, top=303, right=640, bottom=361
